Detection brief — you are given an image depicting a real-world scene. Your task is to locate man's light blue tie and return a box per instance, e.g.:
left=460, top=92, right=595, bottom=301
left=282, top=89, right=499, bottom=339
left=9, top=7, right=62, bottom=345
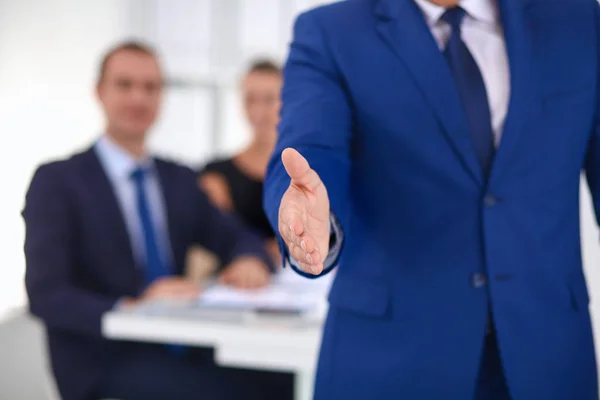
left=130, top=167, right=169, bottom=286
left=442, top=7, right=495, bottom=175
left=131, top=167, right=185, bottom=354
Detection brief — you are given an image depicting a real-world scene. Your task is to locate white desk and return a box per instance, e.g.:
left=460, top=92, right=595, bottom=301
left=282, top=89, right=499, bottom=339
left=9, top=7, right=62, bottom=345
left=102, top=302, right=324, bottom=400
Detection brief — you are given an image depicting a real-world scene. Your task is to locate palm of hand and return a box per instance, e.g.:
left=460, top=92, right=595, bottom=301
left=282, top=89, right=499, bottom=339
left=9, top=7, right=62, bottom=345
left=280, top=182, right=330, bottom=266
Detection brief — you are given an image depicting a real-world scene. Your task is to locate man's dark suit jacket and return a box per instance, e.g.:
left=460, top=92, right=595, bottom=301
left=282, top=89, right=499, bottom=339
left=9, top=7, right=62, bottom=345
left=23, top=146, right=270, bottom=400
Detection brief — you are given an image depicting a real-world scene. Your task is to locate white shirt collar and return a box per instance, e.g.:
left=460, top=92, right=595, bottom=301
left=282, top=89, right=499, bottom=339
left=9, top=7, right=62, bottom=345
left=413, top=0, right=499, bottom=26
left=94, top=134, right=154, bottom=182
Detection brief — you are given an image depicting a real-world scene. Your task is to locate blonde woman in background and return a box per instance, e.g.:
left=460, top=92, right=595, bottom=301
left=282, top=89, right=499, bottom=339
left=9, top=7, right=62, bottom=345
left=200, top=60, right=283, bottom=267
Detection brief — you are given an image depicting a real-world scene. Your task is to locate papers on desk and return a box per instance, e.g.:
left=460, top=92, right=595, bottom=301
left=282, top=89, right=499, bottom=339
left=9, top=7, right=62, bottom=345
left=198, top=284, right=316, bottom=313
left=197, top=268, right=334, bottom=315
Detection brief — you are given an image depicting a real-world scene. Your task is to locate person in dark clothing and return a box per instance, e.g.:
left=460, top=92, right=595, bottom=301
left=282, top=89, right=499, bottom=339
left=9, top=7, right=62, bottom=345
left=200, top=59, right=282, bottom=267
left=23, top=42, right=289, bottom=400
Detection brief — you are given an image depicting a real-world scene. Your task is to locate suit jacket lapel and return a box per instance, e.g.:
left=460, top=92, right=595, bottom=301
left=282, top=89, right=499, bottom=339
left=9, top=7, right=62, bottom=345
left=82, top=148, right=136, bottom=267
left=374, top=0, right=484, bottom=186
left=154, top=160, right=185, bottom=273
left=489, top=0, right=535, bottom=184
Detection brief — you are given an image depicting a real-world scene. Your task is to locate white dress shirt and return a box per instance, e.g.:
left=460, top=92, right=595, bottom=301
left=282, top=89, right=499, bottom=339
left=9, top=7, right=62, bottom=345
left=318, top=0, right=511, bottom=271
left=414, top=0, right=510, bottom=145
left=94, top=135, right=173, bottom=267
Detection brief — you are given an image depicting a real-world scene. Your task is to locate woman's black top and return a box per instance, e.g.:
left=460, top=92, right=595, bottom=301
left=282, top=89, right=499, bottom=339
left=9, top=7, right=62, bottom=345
left=200, top=158, right=274, bottom=239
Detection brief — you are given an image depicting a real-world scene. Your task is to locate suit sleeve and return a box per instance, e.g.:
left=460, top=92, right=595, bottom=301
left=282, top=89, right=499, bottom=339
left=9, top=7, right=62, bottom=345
left=23, top=165, right=120, bottom=338
left=192, top=174, right=274, bottom=271
left=263, top=10, right=353, bottom=277
left=585, top=3, right=600, bottom=221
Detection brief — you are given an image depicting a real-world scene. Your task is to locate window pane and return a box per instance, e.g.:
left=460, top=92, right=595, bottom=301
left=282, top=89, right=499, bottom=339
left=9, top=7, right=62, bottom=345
left=149, top=87, right=214, bottom=168
left=155, top=0, right=212, bottom=77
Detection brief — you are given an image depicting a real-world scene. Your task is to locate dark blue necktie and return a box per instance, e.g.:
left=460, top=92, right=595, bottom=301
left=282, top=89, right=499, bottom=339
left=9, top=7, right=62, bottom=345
left=130, top=167, right=169, bottom=286
left=442, top=7, right=495, bottom=175
left=131, top=167, right=186, bottom=355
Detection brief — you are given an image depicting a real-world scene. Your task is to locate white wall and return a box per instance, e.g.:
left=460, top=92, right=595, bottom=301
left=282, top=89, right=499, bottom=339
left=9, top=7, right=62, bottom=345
left=581, top=183, right=600, bottom=357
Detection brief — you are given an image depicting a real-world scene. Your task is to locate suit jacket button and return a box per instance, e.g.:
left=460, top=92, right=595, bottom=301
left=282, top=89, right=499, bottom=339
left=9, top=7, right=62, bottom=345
left=472, top=273, right=487, bottom=288
left=484, top=194, right=497, bottom=207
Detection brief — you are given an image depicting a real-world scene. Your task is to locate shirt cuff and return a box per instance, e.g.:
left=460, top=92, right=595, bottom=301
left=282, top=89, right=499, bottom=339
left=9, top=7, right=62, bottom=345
left=288, top=213, right=343, bottom=275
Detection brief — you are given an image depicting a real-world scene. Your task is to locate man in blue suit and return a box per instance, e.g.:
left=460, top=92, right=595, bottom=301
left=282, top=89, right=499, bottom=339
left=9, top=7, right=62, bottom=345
left=24, top=42, right=292, bottom=400
left=264, top=0, right=600, bottom=398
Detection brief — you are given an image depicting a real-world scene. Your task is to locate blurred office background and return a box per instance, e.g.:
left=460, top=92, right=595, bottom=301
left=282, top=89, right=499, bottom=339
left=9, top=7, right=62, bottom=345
left=0, top=0, right=334, bottom=317
left=0, top=1, right=334, bottom=397
left=2, top=0, right=600, bottom=398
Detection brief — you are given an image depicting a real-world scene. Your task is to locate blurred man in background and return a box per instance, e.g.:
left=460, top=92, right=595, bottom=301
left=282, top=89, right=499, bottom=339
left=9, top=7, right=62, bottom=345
left=264, top=0, right=600, bottom=399
left=23, top=41, right=287, bottom=400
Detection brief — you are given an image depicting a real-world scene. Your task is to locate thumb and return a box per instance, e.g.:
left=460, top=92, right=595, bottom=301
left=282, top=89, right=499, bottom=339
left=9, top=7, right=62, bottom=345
left=281, top=148, right=322, bottom=192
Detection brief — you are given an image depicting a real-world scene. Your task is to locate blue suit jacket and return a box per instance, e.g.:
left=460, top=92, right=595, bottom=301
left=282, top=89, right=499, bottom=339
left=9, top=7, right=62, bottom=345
left=23, top=147, right=269, bottom=400
left=264, top=0, right=600, bottom=398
